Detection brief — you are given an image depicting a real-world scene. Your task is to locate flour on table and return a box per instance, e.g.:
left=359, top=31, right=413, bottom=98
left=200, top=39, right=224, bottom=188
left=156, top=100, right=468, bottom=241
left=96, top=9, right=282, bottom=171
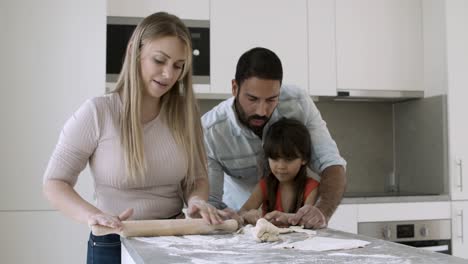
left=272, top=236, right=370, bottom=251
left=328, top=252, right=401, bottom=259
left=132, top=221, right=369, bottom=262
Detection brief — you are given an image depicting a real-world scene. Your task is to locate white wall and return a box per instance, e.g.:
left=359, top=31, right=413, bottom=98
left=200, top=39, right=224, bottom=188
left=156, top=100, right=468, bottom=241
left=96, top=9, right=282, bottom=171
left=0, top=0, right=105, bottom=263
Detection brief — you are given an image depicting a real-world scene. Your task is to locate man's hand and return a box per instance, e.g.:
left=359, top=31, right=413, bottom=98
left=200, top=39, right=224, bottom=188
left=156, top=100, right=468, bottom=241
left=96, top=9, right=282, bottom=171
left=312, top=165, right=346, bottom=225
left=288, top=204, right=327, bottom=229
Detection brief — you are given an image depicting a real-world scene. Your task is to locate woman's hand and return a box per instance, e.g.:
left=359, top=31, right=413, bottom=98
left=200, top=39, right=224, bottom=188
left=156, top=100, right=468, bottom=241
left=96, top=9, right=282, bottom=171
left=87, top=208, right=134, bottom=230
left=186, top=197, right=223, bottom=225
left=219, top=208, right=244, bottom=226
left=240, top=209, right=262, bottom=225
left=264, top=211, right=294, bottom=227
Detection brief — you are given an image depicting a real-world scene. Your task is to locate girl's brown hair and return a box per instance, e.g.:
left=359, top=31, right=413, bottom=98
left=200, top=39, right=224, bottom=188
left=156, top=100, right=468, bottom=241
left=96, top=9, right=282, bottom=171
left=263, top=118, right=312, bottom=213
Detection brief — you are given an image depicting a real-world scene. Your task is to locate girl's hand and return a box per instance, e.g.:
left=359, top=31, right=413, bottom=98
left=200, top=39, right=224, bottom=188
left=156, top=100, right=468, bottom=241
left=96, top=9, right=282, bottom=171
left=240, top=209, right=262, bottom=225
left=264, top=211, right=293, bottom=227
left=87, top=208, right=134, bottom=230
left=186, top=197, right=223, bottom=225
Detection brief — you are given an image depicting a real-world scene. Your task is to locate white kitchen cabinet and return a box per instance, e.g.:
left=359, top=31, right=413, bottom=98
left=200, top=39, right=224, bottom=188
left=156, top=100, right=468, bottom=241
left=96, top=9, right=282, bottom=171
left=107, top=0, right=209, bottom=20
left=421, top=0, right=448, bottom=98
left=307, top=0, right=337, bottom=96
left=335, top=0, right=424, bottom=92
left=210, top=0, right=308, bottom=94
left=0, top=211, right=90, bottom=264
left=357, top=202, right=451, bottom=222
left=328, top=204, right=358, bottom=234
left=452, top=201, right=468, bottom=259
left=446, top=0, right=468, bottom=201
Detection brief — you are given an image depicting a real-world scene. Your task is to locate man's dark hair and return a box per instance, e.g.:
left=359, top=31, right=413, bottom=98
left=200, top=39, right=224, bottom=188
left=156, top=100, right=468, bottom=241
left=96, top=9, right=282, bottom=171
left=234, top=47, right=283, bottom=88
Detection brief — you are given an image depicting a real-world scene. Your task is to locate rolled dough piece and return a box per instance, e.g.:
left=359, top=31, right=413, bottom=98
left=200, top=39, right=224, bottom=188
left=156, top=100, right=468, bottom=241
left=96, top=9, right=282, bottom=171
left=276, top=225, right=317, bottom=236
left=272, top=236, right=370, bottom=251
left=286, top=226, right=317, bottom=236
left=252, top=218, right=280, bottom=242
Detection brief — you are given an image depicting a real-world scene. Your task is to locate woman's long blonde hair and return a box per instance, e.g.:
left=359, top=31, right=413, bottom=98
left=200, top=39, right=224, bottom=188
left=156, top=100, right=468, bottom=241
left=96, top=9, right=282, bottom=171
left=112, top=12, right=207, bottom=192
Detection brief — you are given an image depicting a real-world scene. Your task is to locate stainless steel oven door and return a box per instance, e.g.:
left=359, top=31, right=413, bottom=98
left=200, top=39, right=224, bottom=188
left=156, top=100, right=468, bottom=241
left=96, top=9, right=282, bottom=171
left=398, top=239, right=451, bottom=254
left=358, top=219, right=452, bottom=255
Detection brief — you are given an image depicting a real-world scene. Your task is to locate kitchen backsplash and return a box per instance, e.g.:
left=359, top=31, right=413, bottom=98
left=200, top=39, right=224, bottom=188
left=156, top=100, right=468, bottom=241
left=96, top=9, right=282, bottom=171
left=315, top=100, right=394, bottom=194
left=394, top=95, right=448, bottom=196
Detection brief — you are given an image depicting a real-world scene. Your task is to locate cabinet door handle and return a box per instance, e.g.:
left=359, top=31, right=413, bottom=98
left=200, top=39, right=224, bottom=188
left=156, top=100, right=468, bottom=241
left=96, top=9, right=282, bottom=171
left=458, top=210, right=464, bottom=244
left=456, top=159, right=463, bottom=192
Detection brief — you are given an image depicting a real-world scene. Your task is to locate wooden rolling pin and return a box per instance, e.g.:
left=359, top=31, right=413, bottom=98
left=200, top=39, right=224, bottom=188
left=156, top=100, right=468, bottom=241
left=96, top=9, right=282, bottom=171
left=91, top=219, right=238, bottom=237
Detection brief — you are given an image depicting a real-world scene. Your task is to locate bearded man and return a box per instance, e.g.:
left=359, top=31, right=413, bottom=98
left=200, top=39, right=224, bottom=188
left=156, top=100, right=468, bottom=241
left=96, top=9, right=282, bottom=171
left=202, top=47, right=346, bottom=229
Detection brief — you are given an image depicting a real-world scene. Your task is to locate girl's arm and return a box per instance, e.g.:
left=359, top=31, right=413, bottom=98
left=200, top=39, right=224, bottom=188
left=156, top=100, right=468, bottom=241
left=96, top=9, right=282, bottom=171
left=239, top=183, right=263, bottom=212
left=304, top=188, right=318, bottom=206
left=238, top=183, right=263, bottom=225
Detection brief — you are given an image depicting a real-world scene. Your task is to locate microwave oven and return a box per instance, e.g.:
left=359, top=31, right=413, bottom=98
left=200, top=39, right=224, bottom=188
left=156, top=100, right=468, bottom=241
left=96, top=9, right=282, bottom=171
left=106, top=16, right=210, bottom=85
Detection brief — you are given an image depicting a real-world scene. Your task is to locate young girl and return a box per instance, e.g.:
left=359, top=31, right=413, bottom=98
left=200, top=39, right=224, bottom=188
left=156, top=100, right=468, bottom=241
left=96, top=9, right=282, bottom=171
left=43, top=12, right=222, bottom=264
left=239, top=118, right=320, bottom=226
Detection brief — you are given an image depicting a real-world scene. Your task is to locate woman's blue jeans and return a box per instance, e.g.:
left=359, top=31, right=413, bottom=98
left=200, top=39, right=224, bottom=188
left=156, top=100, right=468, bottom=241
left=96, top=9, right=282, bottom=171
left=87, top=233, right=121, bottom=264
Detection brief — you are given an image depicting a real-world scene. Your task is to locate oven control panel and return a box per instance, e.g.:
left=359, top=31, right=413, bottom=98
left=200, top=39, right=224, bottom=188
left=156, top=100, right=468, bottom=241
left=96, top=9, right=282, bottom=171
left=358, top=219, right=451, bottom=242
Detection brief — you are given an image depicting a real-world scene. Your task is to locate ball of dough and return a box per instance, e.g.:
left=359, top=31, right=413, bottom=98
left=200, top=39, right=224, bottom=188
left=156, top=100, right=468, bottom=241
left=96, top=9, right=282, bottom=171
left=252, top=218, right=280, bottom=242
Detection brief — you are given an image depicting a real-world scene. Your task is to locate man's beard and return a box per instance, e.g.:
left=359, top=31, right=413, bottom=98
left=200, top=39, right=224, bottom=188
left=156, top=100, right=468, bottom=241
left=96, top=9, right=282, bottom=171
left=234, top=97, right=269, bottom=137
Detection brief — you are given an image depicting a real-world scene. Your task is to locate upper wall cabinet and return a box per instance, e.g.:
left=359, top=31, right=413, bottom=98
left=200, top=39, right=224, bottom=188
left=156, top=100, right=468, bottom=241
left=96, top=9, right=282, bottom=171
left=107, top=0, right=209, bottom=20
left=335, top=0, right=424, bottom=92
left=210, top=0, right=308, bottom=94
left=307, top=0, right=337, bottom=96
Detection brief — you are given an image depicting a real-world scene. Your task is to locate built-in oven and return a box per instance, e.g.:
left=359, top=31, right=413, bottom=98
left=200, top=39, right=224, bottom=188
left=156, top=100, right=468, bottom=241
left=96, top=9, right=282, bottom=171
left=359, top=219, right=452, bottom=255
left=106, top=16, right=209, bottom=86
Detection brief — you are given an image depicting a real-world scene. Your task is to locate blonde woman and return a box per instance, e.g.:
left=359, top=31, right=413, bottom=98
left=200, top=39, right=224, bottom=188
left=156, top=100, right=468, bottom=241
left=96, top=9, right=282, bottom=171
left=43, top=12, right=222, bottom=264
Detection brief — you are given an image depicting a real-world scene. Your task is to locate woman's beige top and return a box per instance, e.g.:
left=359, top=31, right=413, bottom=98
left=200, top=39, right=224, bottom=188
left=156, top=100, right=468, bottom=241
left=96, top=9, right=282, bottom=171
left=44, top=93, right=191, bottom=220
